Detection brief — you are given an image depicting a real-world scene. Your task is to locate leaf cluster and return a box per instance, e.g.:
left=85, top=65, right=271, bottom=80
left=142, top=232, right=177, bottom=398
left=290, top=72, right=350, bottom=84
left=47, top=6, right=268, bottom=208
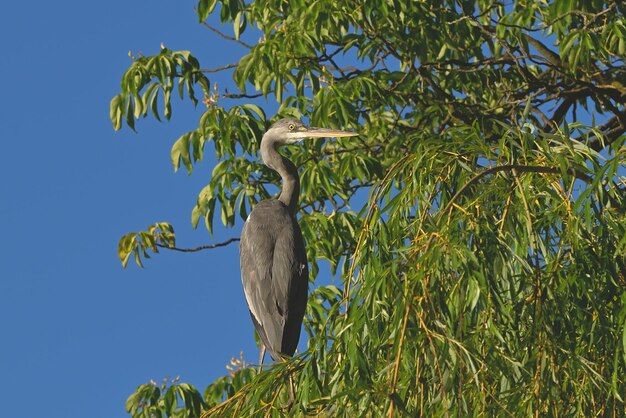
left=111, top=48, right=210, bottom=131
left=118, top=222, right=175, bottom=268
left=126, top=378, right=208, bottom=418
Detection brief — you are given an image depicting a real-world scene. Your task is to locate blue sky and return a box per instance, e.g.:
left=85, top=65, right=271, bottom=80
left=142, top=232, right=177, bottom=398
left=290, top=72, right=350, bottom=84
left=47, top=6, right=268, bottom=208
left=0, top=2, right=272, bottom=416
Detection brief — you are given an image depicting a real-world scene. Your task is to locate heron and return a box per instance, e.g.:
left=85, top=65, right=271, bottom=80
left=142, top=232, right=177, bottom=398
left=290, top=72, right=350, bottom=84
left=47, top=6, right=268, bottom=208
left=240, top=118, right=358, bottom=367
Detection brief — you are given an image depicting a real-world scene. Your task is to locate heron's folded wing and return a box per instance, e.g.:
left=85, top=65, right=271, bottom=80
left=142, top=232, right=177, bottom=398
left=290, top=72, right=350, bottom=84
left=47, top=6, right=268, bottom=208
left=239, top=210, right=283, bottom=359
left=271, top=217, right=308, bottom=355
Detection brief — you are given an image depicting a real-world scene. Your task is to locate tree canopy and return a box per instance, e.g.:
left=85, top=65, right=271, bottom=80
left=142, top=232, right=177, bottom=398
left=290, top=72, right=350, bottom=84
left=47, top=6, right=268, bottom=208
left=111, top=0, right=626, bottom=416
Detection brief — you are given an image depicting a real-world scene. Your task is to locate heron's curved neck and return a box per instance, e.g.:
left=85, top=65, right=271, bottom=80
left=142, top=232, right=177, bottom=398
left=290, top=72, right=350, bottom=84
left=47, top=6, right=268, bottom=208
left=260, top=139, right=300, bottom=215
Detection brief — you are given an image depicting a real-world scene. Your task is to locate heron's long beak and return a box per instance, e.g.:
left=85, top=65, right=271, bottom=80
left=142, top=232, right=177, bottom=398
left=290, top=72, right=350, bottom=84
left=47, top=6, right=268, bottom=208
left=300, top=127, right=359, bottom=139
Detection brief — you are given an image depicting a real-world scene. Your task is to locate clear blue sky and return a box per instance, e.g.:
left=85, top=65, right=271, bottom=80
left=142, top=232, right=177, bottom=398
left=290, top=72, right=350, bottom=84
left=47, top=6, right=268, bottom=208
left=0, top=2, right=272, bottom=417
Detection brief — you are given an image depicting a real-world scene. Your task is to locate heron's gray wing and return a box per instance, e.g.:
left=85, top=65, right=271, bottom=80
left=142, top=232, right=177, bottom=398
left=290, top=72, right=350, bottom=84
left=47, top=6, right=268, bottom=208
left=239, top=200, right=309, bottom=359
left=240, top=213, right=282, bottom=360
left=272, top=216, right=308, bottom=356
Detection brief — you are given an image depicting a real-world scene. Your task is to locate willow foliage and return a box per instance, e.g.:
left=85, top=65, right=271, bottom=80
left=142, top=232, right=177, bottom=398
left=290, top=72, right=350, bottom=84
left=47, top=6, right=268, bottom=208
left=113, top=1, right=626, bottom=416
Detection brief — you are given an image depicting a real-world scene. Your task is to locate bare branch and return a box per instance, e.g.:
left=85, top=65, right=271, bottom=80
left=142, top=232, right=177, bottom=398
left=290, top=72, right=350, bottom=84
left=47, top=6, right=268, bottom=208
left=545, top=96, right=576, bottom=131
left=223, top=91, right=264, bottom=99
left=199, top=63, right=238, bottom=73
left=588, top=109, right=626, bottom=151
left=523, top=34, right=563, bottom=68
left=202, top=22, right=254, bottom=49
left=156, top=237, right=240, bottom=252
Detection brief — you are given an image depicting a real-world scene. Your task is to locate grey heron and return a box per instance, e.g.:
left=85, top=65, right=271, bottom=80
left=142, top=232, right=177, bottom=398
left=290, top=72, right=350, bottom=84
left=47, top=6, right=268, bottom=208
left=240, top=118, right=358, bottom=365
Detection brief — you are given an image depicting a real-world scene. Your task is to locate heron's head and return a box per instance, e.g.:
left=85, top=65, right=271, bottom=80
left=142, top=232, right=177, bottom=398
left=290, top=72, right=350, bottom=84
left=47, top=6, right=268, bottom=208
left=263, top=118, right=358, bottom=145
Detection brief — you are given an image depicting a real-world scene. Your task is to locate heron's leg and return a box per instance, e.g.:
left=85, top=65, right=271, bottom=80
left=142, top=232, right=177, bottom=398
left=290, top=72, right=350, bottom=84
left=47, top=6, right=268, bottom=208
left=258, top=345, right=266, bottom=372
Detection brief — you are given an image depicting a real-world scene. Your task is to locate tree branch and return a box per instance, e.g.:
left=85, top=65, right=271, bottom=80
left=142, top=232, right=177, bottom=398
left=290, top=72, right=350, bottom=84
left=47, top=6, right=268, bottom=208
left=156, top=237, right=240, bottom=252
left=523, top=34, right=563, bottom=68
left=202, top=22, right=253, bottom=49
left=588, top=109, right=626, bottom=151
left=199, top=63, right=239, bottom=73
left=545, top=96, right=576, bottom=131
left=223, top=91, right=264, bottom=99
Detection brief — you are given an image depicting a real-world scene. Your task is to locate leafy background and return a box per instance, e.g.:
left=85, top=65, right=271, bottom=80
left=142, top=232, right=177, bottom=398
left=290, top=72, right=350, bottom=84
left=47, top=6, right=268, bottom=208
left=0, top=1, right=261, bottom=417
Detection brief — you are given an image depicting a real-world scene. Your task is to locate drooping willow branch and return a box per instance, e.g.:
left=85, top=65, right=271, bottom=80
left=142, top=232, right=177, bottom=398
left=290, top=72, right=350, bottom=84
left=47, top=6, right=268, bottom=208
left=157, top=237, right=240, bottom=252
left=440, top=164, right=597, bottom=219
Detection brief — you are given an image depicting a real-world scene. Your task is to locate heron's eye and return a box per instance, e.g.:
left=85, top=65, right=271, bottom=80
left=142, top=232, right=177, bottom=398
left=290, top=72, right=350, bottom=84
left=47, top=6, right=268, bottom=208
left=288, top=124, right=295, bottom=131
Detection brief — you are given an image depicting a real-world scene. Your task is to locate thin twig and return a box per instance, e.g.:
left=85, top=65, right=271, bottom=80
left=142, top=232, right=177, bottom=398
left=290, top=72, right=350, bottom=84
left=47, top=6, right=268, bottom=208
left=199, top=63, right=239, bottom=73
left=156, top=237, right=240, bottom=252
left=202, top=22, right=254, bottom=49
left=223, top=92, right=264, bottom=99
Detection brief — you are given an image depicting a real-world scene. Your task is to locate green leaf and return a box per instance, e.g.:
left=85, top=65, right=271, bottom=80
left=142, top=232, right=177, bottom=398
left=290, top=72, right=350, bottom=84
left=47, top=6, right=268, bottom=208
left=241, top=103, right=266, bottom=120
left=234, top=12, right=245, bottom=40
left=623, top=317, right=626, bottom=366
left=171, top=132, right=193, bottom=174
left=110, top=94, right=124, bottom=131
left=197, top=0, right=217, bottom=22
left=125, top=96, right=135, bottom=131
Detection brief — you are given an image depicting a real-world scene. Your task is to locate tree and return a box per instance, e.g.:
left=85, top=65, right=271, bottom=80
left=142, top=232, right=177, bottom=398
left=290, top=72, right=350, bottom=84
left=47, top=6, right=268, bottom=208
left=111, top=0, right=626, bottom=416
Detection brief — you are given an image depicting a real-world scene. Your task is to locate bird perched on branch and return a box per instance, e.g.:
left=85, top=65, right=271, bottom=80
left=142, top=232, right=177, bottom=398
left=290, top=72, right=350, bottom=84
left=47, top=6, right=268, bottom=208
left=239, top=118, right=358, bottom=365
